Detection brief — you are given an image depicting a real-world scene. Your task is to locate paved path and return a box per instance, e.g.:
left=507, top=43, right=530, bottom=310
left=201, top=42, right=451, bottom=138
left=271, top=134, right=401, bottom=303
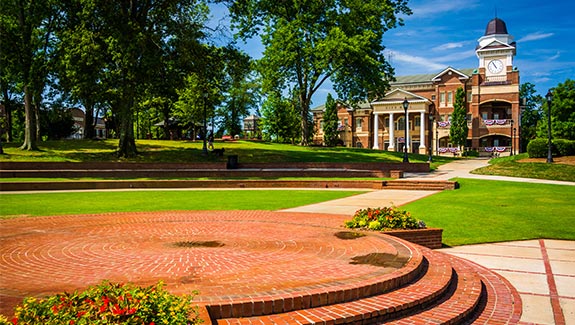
left=284, top=158, right=575, bottom=325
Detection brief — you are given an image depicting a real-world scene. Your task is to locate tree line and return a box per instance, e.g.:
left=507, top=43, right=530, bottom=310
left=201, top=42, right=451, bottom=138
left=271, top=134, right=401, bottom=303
left=1, top=0, right=413, bottom=157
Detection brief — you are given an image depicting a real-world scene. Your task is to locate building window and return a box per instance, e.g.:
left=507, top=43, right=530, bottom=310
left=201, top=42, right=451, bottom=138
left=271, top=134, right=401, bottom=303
left=467, top=91, right=472, bottom=102
left=431, top=95, right=436, bottom=101
left=447, top=92, right=453, bottom=105
left=397, top=117, right=405, bottom=130
left=440, top=92, right=446, bottom=107
left=384, top=117, right=390, bottom=128
left=481, top=112, right=488, bottom=120
left=356, top=118, right=363, bottom=131
left=414, top=116, right=421, bottom=127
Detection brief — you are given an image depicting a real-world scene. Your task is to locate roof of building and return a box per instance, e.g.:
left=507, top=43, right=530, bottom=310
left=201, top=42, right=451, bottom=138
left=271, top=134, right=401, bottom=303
left=391, top=68, right=476, bottom=85
left=485, top=17, right=508, bottom=36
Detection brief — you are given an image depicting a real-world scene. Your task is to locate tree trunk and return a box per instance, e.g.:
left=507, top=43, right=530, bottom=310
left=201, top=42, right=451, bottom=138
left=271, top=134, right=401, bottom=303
left=84, top=101, right=96, bottom=139
left=1, top=87, right=14, bottom=142
left=116, top=88, right=137, bottom=158
left=299, top=94, right=311, bottom=146
left=19, top=86, right=38, bottom=150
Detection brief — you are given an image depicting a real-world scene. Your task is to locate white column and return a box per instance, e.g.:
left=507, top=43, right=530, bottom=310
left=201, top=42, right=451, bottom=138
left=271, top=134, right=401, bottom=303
left=372, top=113, right=379, bottom=149
left=419, top=111, right=426, bottom=149
left=405, top=112, right=410, bottom=151
left=388, top=112, right=395, bottom=151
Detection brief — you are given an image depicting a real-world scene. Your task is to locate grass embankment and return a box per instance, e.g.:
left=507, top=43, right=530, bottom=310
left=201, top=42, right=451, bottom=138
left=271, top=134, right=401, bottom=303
left=0, top=190, right=365, bottom=218
left=471, top=153, right=575, bottom=182
left=404, top=178, right=575, bottom=246
left=0, top=139, right=452, bottom=168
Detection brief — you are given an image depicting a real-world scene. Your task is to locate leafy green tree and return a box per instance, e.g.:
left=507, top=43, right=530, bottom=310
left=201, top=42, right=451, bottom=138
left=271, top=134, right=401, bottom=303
left=225, top=0, right=410, bottom=145
left=39, top=105, right=76, bottom=140
left=519, top=82, right=542, bottom=152
left=0, top=0, right=59, bottom=150
left=260, top=91, right=300, bottom=143
left=539, top=79, right=575, bottom=140
left=450, top=87, right=468, bottom=150
left=77, top=0, right=209, bottom=157
left=218, top=47, right=260, bottom=137
left=322, top=93, right=339, bottom=146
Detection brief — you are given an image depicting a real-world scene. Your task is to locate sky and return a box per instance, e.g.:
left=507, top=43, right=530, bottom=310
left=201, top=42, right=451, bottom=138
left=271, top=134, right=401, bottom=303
left=209, top=0, right=575, bottom=107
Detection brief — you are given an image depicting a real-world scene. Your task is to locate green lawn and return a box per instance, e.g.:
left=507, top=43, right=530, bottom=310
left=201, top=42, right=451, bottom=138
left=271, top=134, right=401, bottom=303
left=403, top=178, right=575, bottom=246
left=471, top=153, right=575, bottom=182
left=0, top=190, right=365, bottom=218
left=0, top=139, right=453, bottom=169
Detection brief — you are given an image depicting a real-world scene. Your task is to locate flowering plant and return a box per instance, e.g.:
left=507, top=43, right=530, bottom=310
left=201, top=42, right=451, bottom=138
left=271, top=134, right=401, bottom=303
left=344, top=206, right=426, bottom=231
left=2, top=281, right=202, bottom=325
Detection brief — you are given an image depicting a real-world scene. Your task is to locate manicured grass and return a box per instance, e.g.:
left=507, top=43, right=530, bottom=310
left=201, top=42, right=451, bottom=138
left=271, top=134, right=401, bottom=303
left=0, top=190, right=365, bottom=218
left=403, top=178, right=575, bottom=246
left=471, top=153, right=575, bottom=182
left=0, top=139, right=453, bottom=168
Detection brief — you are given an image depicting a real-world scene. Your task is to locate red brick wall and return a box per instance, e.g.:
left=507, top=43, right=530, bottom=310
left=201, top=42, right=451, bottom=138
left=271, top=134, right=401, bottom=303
left=383, top=228, right=443, bottom=249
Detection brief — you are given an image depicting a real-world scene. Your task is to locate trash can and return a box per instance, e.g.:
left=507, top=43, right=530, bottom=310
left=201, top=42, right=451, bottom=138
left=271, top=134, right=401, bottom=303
left=227, top=155, right=239, bottom=169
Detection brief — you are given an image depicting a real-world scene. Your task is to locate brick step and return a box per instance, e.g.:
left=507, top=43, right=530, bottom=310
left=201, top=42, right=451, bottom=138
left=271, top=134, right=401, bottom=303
left=204, top=242, right=426, bottom=320
left=459, top=256, right=522, bottom=325
left=210, top=247, right=522, bottom=325
left=382, top=180, right=458, bottom=191
left=211, top=249, right=456, bottom=325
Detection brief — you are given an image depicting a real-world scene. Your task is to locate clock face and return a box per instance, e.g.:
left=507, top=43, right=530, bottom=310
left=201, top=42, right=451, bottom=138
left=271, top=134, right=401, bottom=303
left=487, top=59, right=504, bottom=74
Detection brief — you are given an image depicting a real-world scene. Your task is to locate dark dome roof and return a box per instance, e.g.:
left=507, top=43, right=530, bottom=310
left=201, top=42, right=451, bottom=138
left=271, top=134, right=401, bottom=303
left=485, top=18, right=508, bottom=35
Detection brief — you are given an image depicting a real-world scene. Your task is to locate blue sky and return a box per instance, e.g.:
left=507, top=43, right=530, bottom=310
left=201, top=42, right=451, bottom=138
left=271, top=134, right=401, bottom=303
left=209, top=0, right=575, bottom=106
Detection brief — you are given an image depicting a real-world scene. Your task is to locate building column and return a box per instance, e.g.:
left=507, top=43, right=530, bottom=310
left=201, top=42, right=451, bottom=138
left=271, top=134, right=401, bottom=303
left=419, top=111, right=426, bottom=150
left=372, top=113, right=379, bottom=150
left=405, top=112, right=410, bottom=151
left=388, top=112, right=395, bottom=151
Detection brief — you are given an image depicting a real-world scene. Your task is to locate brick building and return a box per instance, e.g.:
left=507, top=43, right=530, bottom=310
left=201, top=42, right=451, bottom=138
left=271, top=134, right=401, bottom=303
left=313, top=17, right=520, bottom=156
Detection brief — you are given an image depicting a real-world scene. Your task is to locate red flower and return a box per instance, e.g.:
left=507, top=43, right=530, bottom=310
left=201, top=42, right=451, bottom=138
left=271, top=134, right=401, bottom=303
left=11, top=317, right=17, bottom=325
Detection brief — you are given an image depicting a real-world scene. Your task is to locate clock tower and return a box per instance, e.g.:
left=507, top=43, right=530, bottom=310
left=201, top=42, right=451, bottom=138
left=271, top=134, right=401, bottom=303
left=476, top=18, right=516, bottom=82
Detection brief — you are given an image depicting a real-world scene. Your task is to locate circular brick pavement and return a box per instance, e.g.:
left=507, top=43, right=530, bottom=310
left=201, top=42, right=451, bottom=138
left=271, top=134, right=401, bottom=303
left=0, top=210, right=415, bottom=316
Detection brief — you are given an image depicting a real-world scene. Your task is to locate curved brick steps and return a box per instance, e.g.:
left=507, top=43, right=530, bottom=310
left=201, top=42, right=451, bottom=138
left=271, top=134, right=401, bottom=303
left=209, top=247, right=520, bottom=325
left=205, top=244, right=426, bottom=320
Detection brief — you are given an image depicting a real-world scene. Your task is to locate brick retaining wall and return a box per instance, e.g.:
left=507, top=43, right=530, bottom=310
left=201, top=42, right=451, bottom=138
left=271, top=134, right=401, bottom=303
left=383, top=228, right=443, bottom=249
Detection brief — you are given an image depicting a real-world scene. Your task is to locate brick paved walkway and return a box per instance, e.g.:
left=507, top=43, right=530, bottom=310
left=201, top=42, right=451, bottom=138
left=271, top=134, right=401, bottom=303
left=0, top=210, right=414, bottom=317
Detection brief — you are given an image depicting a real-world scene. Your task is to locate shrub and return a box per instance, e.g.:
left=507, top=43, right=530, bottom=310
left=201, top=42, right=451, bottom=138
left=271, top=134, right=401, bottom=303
left=553, top=139, right=575, bottom=156
left=527, top=138, right=551, bottom=158
left=344, top=206, right=425, bottom=231
left=5, top=281, right=201, bottom=325
left=463, top=150, right=479, bottom=157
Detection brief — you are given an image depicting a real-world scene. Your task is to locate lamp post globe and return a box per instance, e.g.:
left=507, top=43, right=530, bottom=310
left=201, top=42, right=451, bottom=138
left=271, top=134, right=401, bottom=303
left=402, top=98, right=409, bottom=163
left=545, top=90, right=553, bottom=163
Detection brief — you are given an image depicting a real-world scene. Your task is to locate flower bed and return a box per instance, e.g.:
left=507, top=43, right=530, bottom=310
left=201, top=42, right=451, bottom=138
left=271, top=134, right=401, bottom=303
left=344, top=206, right=443, bottom=249
left=0, top=281, right=201, bottom=325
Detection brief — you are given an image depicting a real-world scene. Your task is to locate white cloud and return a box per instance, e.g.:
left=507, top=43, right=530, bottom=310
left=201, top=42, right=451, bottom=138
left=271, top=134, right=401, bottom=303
left=517, top=32, right=554, bottom=43
left=433, top=42, right=465, bottom=51
left=548, top=52, right=560, bottom=61
left=387, top=50, right=445, bottom=71
left=433, top=50, right=477, bottom=63
left=409, top=0, right=480, bottom=17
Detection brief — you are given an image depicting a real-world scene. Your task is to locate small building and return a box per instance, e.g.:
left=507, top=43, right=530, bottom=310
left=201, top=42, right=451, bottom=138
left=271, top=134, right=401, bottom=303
left=313, top=17, right=520, bottom=156
left=69, top=108, right=107, bottom=139
left=243, top=115, right=261, bottom=139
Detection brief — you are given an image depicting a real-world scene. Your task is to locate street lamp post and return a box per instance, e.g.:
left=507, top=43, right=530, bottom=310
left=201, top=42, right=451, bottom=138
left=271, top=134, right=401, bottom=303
left=402, top=98, right=409, bottom=163
left=545, top=90, right=553, bottom=163
left=510, top=119, right=514, bottom=156
left=428, top=115, right=434, bottom=162
left=202, top=91, right=209, bottom=156
left=513, top=128, right=521, bottom=154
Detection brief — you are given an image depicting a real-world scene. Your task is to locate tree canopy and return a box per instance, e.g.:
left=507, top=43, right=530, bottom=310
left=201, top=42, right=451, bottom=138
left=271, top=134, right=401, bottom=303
left=224, top=0, right=411, bottom=145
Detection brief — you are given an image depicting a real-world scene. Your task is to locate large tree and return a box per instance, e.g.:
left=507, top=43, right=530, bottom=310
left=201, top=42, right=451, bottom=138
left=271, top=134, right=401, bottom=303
left=450, top=87, right=468, bottom=150
left=0, top=0, right=58, bottom=150
left=225, top=0, right=410, bottom=145
left=75, top=0, right=209, bottom=157
left=519, top=82, right=542, bottom=152
left=322, top=93, right=339, bottom=147
left=539, top=79, right=575, bottom=140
